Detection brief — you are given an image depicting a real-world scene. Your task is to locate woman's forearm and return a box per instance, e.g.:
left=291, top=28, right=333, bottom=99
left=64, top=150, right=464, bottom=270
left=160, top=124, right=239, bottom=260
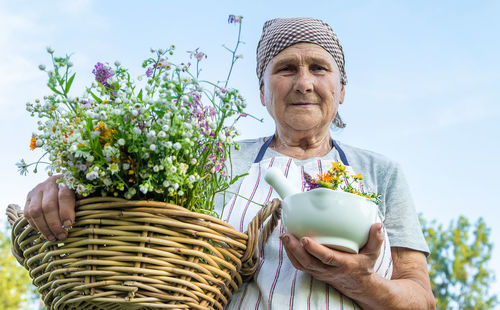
left=340, top=272, right=436, bottom=310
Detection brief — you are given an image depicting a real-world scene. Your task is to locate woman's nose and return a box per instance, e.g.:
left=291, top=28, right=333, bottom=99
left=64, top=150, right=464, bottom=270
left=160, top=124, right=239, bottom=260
left=293, top=69, right=314, bottom=94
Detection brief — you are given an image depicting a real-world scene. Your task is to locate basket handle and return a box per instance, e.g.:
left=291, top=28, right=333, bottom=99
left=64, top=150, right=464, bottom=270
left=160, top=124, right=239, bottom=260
left=5, top=204, right=27, bottom=265
left=6, top=204, right=22, bottom=227
left=240, top=198, right=282, bottom=279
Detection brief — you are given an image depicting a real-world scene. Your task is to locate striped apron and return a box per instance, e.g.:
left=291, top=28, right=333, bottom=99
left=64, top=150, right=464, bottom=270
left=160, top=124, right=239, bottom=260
left=221, top=137, right=393, bottom=310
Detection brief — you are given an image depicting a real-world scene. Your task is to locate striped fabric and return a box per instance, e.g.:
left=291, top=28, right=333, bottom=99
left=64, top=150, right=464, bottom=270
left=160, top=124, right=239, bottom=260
left=217, top=157, right=393, bottom=310
left=256, top=17, right=348, bottom=86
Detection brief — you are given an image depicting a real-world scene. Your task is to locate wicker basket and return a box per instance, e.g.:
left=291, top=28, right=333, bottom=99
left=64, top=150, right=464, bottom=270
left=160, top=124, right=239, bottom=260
left=7, top=197, right=281, bottom=310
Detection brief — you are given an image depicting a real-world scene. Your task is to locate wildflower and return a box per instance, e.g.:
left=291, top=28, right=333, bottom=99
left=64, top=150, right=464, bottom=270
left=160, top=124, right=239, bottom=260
left=39, top=64, right=46, bottom=71
left=46, top=46, right=54, bottom=54
left=86, top=170, right=99, bottom=181
left=16, top=159, right=29, bottom=176
left=150, top=144, right=157, bottom=151
left=108, top=163, right=119, bottom=174
left=114, top=60, right=121, bottom=67
left=30, top=135, right=37, bottom=150
left=228, top=15, right=243, bottom=24
left=92, top=62, right=114, bottom=85
left=173, top=142, right=181, bottom=150
left=146, top=67, right=153, bottom=77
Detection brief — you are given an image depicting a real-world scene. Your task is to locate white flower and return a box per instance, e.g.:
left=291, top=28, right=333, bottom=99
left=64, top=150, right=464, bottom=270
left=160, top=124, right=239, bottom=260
left=153, top=165, right=160, bottom=172
left=170, top=166, right=177, bottom=173
left=150, top=144, right=157, bottom=151
left=165, top=141, right=173, bottom=148
left=114, top=60, right=121, bottom=67
left=103, top=178, right=112, bottom=186
left=157, top=131, right=166, bottom=138
left=181, top=95, right=190, bottom=103
left=190, top=158, right=197, bottom=165
left=39, top=64, right=46, bottom=71
left=179, top=163, right=188, bottom=174
left=173, top=183, right=179, bottom=190
left=188, top=175, right=196, bottom=183
left=122, top=163, right=130, bottom=170
left=178, top=191, right=184, bottom=196
left=163, top=180, right=171, bottom=187
left=140, top=185, right=148, bottom=194
left=133, top=127, right=142, bottom=135
left=173, top=142, right=181, bottom=150
left=131, top=110, right=138, bottom=116
left=46, top=46, right=54, bottom=54
left=117, top=138, right=125, bottom=146
left=76, top=184, right=85, bottom=193
left=86, top=171, right=99, bottom=181
left=108, top=163, right=119, bottom=174
left=162, top=125, right=170, bottom=132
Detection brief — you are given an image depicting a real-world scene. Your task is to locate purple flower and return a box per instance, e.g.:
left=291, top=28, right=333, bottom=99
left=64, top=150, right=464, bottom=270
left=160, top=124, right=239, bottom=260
left=303, top=172, right=320, bottom=191
left=92, top=62, right=114, bottom=85
left=146, top=67, right=153, bottom=77
left=228, top=15, right=242, bottom=24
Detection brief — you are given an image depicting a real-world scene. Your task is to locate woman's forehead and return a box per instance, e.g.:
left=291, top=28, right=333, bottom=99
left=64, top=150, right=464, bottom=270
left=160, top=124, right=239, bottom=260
left=269, top=43, right=338, bottom=69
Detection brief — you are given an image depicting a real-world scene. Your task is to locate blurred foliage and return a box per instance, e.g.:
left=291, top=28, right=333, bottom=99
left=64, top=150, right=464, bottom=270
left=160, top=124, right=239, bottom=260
left=0, top=221, right=39, bottom=310
left=420, top=215, right=498, bottom=310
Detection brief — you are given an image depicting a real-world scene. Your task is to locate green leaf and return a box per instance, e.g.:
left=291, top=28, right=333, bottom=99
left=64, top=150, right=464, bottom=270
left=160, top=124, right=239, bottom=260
left=65, top=73, right=76, bottom=95
left=49, top=86, right=63, bottom=95
left=89, top=91, right=102, bottom=103
left=137, top=89, right=143, bottom=101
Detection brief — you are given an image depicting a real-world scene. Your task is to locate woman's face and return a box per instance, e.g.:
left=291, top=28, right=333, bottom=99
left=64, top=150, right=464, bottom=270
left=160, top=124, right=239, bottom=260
left=260, top=43, right=345, bottom=135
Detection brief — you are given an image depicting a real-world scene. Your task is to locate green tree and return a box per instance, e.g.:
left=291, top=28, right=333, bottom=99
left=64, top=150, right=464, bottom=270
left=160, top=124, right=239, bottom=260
left=0, top=221, right=39, bottom=310
left=420, top=215, right=498, bottom=309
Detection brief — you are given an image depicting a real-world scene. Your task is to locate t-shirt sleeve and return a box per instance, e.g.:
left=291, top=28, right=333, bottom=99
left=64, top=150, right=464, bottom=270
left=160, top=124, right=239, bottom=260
left=382, top=163, right=430, bottom=255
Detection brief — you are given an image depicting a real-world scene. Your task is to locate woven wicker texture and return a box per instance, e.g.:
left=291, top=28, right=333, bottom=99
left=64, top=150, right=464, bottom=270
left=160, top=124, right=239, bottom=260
left=7, top=197, right=281, bottom=310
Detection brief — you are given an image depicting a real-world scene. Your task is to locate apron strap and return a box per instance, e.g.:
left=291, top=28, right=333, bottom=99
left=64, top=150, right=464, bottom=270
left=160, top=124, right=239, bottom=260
left=254, top=134, right=350, bottom=166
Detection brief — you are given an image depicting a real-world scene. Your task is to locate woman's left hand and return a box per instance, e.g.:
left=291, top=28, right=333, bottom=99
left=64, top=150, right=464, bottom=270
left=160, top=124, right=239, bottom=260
left=280, top=222, right=384, bottom=293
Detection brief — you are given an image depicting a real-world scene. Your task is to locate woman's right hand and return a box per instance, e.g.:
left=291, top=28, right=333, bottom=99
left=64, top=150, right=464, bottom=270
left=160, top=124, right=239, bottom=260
left=24, top=175, right=75, bottom=241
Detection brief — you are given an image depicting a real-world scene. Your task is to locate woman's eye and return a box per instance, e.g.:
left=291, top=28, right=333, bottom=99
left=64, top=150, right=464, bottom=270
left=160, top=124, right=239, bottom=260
left=311, top=65, right=327, bottom=71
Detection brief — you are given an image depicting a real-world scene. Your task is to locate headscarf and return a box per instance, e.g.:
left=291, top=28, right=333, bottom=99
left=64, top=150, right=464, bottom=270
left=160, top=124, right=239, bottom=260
left=256, top=17, right=347, bottom=86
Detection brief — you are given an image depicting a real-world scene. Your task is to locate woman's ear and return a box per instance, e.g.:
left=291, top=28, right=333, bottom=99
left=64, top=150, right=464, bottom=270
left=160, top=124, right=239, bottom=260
left=260, top=83, right=265, bottom=106
left=339, top=84, right=345, bottom=105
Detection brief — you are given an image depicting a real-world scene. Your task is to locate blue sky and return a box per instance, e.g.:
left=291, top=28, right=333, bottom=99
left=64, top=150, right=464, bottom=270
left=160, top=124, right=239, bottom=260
left=1, top=0, right=499, bottom=296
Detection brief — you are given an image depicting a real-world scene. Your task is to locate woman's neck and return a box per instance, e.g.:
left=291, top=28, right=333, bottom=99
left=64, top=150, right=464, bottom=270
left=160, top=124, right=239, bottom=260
left=269, top=130, right=332, bottom=160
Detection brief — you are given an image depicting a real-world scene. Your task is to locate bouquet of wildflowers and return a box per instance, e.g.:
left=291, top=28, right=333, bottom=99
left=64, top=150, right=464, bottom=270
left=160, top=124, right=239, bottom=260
left=18, top=16, right=251, bottom=216
left=303, top=162, right=382, bottom=205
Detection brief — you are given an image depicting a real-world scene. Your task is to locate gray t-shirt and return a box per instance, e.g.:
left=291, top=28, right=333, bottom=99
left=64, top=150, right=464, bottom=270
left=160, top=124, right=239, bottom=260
left=221, top=137, right=429, bottom=254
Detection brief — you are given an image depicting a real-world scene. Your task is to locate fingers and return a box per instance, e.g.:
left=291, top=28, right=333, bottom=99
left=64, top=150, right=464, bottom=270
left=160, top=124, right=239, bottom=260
left=281, top=233, right=325, bottom=272
left=300, top=237, right=343, bottom=267
left=58, top=183, right=75, bottom=228
left=23, top=175, right=75, bottom=241
left=26, top=188, right=55, bottom=240
left=42, top=185, right=66, bottom=240
left=360, top=223, right=384, bottom=257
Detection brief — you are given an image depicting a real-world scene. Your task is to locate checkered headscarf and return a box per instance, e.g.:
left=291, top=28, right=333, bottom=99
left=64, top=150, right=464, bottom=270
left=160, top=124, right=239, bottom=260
left=256, top=17, right=347, bottom=86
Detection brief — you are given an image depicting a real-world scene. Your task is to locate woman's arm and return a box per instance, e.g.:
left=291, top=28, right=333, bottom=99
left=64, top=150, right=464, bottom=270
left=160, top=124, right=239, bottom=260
left=281, top=223, right=435, bottom=310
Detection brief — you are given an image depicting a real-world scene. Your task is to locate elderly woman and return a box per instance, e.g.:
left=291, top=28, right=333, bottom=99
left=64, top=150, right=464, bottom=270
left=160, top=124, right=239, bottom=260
left=24, top=17, right=435, bottom=309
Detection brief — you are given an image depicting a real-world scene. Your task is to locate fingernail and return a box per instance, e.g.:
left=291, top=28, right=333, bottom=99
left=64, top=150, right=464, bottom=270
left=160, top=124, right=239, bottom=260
left=47, top=235, right=56, bottom=241
left=57, top=232, right=67, bottom=240
left=300, top=238, right=308, bottom=246
left=280, top=235, right=289, bottom=244
left=63, top=220, right=72, bottom=229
